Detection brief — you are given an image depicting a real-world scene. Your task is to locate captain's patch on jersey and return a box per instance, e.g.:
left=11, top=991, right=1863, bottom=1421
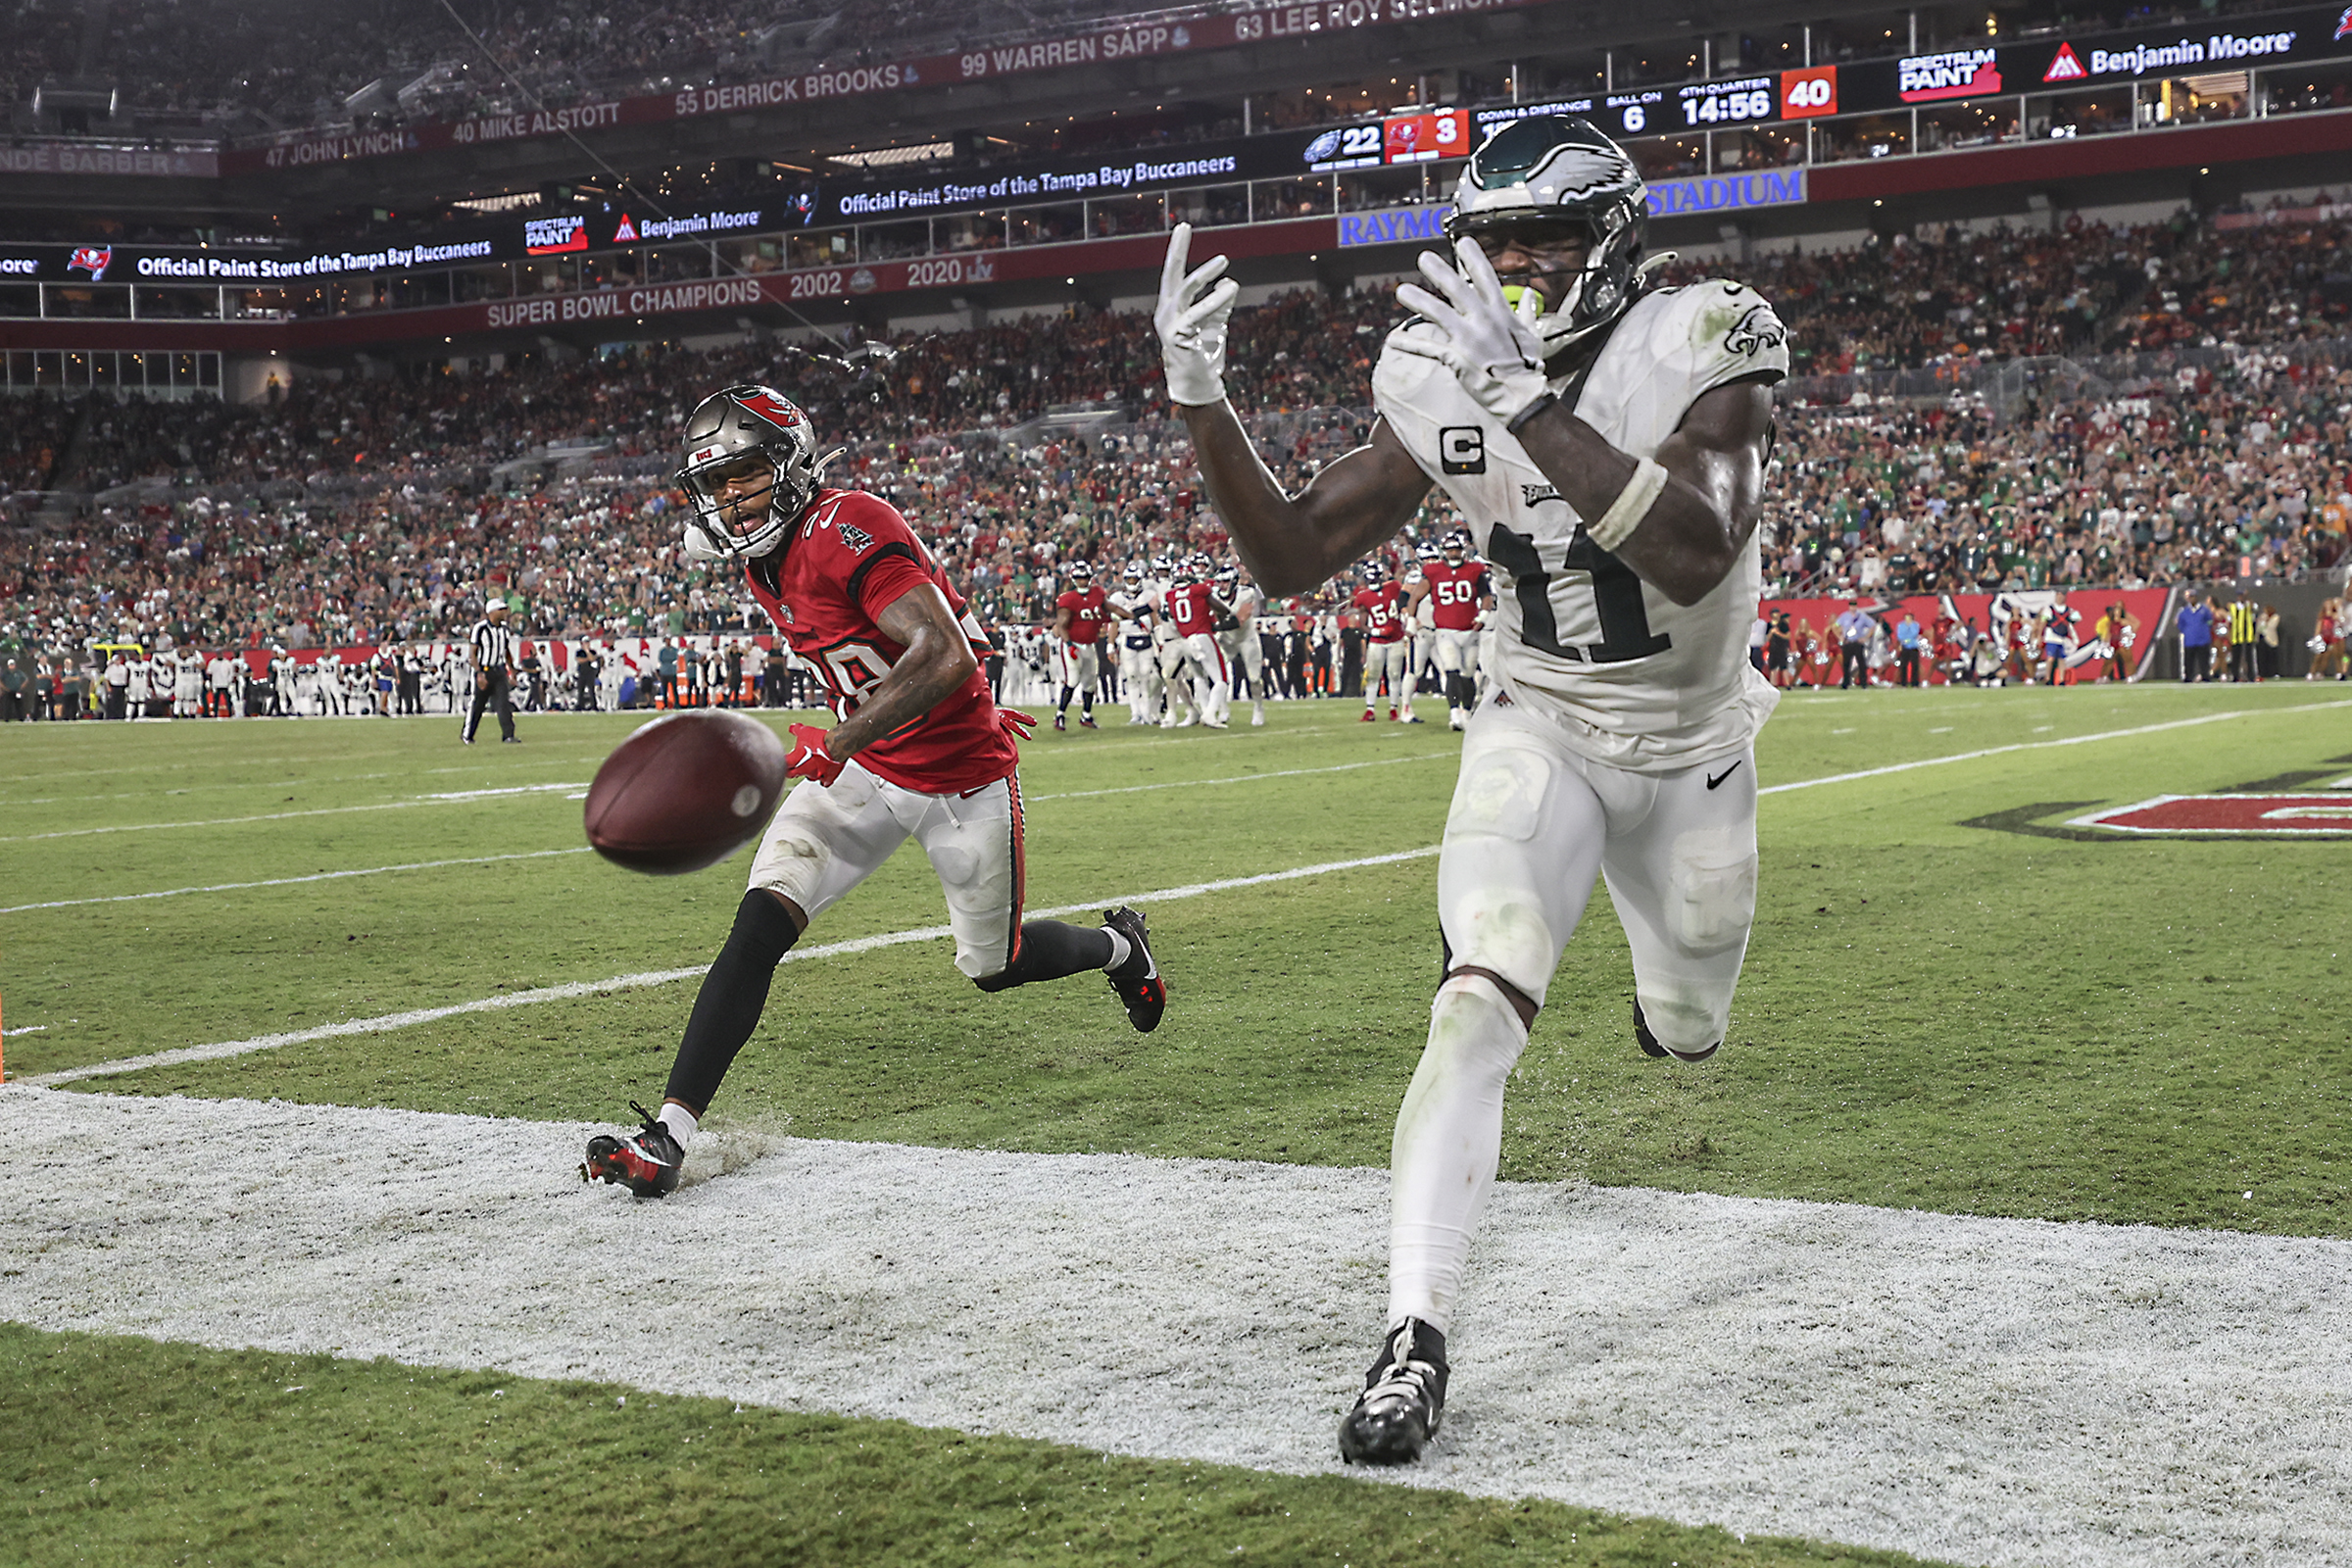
left=1439, top=427, right=1486, bottom=474
left=2068, top=795, right=2352, bottom=836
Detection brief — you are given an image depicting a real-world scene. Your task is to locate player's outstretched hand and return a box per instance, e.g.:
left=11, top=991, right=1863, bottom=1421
left=997, top=707, right=1040, bottom=742
left=784, top=723, right=845, bottom=786
left=1393, top=237, right=1549, bottom=425
left=1154, top=222, right=1240, bottom=408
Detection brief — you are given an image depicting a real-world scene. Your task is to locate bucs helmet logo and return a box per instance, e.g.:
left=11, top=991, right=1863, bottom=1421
left=69, top=245, right=113, bottom=281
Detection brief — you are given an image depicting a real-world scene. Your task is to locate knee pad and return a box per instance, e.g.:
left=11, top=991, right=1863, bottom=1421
left=1425, top=972, right=1530, bottom=1084
left=1666, top=829, right=1758, bottom=956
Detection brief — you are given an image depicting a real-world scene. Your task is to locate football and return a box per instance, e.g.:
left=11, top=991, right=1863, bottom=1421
left=583, top=710, right=790, bottom=874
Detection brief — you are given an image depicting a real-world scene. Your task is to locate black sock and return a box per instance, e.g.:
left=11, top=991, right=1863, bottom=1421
left=972, top=919, right=1114, bottom=993
left=1056, top=684, right=1074, bottom=713
left=663, top=890, right=802, bottom=1111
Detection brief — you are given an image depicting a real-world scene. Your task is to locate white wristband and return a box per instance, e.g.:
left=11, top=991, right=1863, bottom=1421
left=1586, top=457, right=1669, bottom=554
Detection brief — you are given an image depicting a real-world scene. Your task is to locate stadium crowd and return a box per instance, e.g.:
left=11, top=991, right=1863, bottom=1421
left=4, top=216, right=2349, bottom=710
left=7, top=0, right=2308, bottom=135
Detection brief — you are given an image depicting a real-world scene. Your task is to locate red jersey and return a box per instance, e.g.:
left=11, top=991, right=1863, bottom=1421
left=1057, top=585, right=1108, bottom=645
left=1418, top=561, right=1489, bottom=632
left=1352, top=582, right=1407, bottom=643
left=1166, top=580, right=1218, bottom=637
left=743, top=489, right=1015, bottom=795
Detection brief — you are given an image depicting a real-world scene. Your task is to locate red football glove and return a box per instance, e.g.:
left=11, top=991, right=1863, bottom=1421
left=784, top=723, right=846, bottom=786
left=998, top=707, right=1039, bottom=743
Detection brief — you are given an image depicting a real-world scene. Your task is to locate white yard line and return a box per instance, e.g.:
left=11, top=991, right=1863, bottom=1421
left=1758, top=699, right=2352, bottom=797
left=0, top=848, right=597, bottom=916
left=0, top=752, right=1437, bottom=845
left=6, top=1089, right=2348, bottom=1568
left=12, top=847, right=1441, bottom=1088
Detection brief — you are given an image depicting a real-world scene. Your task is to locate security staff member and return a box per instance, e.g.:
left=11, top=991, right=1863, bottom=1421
left=463, top=600, right=521, bottom=744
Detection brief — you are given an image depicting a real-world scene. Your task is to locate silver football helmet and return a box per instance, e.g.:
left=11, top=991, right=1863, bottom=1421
left=674, top=383, right=834, bottom=561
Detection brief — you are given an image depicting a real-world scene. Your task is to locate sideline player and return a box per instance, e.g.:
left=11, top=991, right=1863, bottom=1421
left=1155, top=114, right=1786, bottom=1464
left=584, top=384, right=1168, bottom=1198
left=1053, top=559, right=1108, bottom=731
left=1350, top=559, right=1414, bottom=722
left=1407, top=529, right=1494, bottom=730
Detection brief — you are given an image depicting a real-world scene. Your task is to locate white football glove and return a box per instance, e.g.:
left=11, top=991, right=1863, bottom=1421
left=1154, top=222, right=1240, bottom=408
left=1393, top=238, right=1550, bottom=426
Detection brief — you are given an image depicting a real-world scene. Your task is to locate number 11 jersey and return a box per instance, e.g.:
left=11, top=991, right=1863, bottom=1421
left=1372, top=278, right=1789, bottom=771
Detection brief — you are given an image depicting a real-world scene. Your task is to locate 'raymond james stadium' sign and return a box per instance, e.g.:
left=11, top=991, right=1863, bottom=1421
left=1334, top=170, right=1806, bottom=247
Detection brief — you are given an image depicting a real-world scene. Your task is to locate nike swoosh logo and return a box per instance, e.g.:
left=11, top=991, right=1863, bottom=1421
left=1705, top=761, right=1742, bottom=791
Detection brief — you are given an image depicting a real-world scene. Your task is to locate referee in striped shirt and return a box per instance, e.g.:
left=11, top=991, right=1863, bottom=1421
left=463, top=599, right=521, bottom=744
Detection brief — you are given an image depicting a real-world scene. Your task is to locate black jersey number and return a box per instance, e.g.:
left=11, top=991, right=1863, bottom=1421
left=1484, top=524, right=1671, bottom=664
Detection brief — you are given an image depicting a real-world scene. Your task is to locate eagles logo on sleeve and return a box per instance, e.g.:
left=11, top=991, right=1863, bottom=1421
left=1724, top=302, right=1788, bottom=359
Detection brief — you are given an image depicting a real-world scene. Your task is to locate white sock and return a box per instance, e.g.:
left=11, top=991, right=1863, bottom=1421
left=658, top=1102, right=699, bottom=1149
left=1101, top=928, right=1132, bottom=971
left=1386, top=973, right=1530, bottom=1335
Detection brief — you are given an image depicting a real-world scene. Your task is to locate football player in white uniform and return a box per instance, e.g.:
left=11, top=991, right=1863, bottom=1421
left=1405, top=538, right=1441, bottom=703
left=1110, top=562, right=1163, bottom=724
left=1156, top=114, right=1787, bottom=1465
left=1214, top=564, right=1269, bottom=726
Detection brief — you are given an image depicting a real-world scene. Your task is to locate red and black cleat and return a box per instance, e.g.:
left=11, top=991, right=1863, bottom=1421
left=1102, top=906, right=1166, bottom=1033
left=582, top=1101, right=684, bottom=1198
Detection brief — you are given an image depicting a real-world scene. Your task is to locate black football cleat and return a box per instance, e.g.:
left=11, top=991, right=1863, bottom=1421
left=1102, top=906, right=1166, bottom=1033
left=1634, top=1001, right=1718, bottom=1063
left=581, top=1101, right=684, bottom=1198
left=1339, top=1317, right=1449, bottom=1465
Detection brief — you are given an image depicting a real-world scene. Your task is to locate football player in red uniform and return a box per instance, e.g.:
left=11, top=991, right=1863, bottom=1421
left=1350, top=559, right=1415, bottom=722
left=584, top=385, right=1168, bottom=1198
left=1053, top=560, right=1109, bottom=731
left=1163, top=554, right=1232, bottom=728
left=1404, top=530, right=1494, bottom=730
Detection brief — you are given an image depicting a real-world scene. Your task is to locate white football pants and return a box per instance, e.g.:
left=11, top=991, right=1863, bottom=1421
left=748, top=763, right=1026, bottom=981
left=1361, top=639, right=1410, bottom=713
left=1219, top=629, right=1265, bottom=707
left=1123, top=640, right=1161, bottom=722
left=1388, top=701, right=1760, bottom=1333
left=1178, top=632, right=1229, bottom=725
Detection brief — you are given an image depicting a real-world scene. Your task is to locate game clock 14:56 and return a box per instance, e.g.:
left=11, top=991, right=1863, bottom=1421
left=1678, top=77, right=1776, bottom=127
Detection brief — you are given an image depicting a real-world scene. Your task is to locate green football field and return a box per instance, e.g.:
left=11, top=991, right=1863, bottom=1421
left=3, top=682, right=2348, bottom=1568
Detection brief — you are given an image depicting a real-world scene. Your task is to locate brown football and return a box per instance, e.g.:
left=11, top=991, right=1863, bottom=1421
left=584, top=710, right=790, bottom=875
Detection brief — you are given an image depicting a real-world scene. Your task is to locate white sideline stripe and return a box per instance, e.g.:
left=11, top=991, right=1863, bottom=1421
left=11, top=847, right=1441, bottom=1088
left=0, top=848, right=596, bottom=915
left=1758, top=698, right=2352, bottom=797
left=6, top=1090, right=2350, bottom=1568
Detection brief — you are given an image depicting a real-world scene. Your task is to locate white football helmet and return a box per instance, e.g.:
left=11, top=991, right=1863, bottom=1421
left=1446, top=115, right=1656, bottom=360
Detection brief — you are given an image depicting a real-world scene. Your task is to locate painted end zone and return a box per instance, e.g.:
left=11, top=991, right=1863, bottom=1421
left=2069, top=794, right=2352, bottom=835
